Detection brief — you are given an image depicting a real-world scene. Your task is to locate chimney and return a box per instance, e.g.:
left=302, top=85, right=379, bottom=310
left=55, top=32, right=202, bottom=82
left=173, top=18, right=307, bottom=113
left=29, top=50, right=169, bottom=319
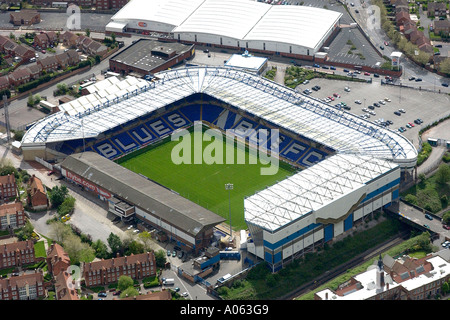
left=325, top=292, right=328, bottom=300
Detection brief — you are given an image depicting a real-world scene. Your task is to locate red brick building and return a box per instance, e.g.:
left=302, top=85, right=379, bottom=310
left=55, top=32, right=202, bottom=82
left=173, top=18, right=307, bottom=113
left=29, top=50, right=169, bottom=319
left=46, top=243, right=71, bottom=276
left=0, top=271, right=45, bottom=300
left=83, top=252, right=156, bottom=287
left=97, top=0, right=129, bottom=10
left=27, top=175, right=48, bottom=210
left=54, top=271, right=79, bottom=300
left=0, top=201, right=26, bottom=230
left=0, top=174, right=18, bottom=202
left=8, top=68, right=32, bottom=87
left=0, top=240, right=36, bottom=270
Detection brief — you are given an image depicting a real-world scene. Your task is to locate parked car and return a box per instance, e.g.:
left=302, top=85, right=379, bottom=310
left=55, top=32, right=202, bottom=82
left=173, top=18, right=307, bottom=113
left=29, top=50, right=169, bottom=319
left=172, top=251, right=176, bottom=257
left=322, top=65, right=329, bottom=69
left=399, top=108, right=406, bottom=113
left=425, top=214, right=433, bottom=220
left=442, top=83, right=449, bottom=87
left=379, top=45, right=384, bottom=50
left=98, top=292, right=107, bottom=298
left=368, top=105, right=375, bottom=110
left=364, top=72, right=370, bottom=76
left=344, top=87, right=350, bottom=92
left=373, top=73, right=379, bottom=77
left=355, top=100, right=362, bottom=104
left=384, top=41, right=389, bottom=46
left=415, top=78, right=422, bottom=82
left=408, top=122, right=414, bottom=127
left=406, top=123, right=412, bottom=128
left=423, top=224, right=430, bottom=229
left=394, top=111, right=401, bottom=116
left=384, top=97, right=391, bottom=102
left=330, top=66, right=336, bottom=70
left=408, top=76, right=415, bottom=81
left=443, top=225, right=450, bottom=230
left=303, top=79, right=309, bottom=85
left=333, top=93, right=340, bottom=98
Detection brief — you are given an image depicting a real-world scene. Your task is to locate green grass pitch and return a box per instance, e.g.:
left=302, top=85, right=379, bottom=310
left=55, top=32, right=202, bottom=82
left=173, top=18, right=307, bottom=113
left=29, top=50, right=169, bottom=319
left=117, top=129, right=297, bottom=230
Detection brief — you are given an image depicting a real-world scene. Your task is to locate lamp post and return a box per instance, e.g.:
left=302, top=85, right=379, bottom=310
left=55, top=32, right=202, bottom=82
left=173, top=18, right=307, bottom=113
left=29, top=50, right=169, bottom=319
left=225, top=183, right=233, bottom=241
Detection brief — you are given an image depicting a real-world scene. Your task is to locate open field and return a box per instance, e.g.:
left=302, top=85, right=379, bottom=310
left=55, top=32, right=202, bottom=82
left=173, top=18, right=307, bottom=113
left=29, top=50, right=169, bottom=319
left=118, top=129, right=297, bottom=230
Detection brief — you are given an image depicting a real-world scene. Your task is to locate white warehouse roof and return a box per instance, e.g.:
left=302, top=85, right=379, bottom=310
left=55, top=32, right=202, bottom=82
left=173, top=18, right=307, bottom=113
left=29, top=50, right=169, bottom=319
left=244, top=154, right=399, bottom=232
left=172, top=0, right=271, bottom=41
left=110, top=0, right=205, bottom=30
left=244, top=5, right=341, bottom=49
left=109, top=0, right=342, bottom=51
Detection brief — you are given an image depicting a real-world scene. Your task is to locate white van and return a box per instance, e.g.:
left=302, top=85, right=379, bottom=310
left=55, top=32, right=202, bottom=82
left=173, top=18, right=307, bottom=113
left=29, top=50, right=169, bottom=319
left=163, top=278, right=174, bottom=285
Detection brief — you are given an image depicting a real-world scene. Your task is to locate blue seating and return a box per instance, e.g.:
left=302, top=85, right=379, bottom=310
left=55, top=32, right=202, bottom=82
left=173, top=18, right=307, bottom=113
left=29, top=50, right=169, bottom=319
left=93, top=139, right=122, bottom=160
left=281, top=140, right=311, bottom=163
left=178, top=104, right=201, bottom=123
left=143, top=118, right=175, bottom=138
left=110, top=131, right=139, bottom=153
left=128, top=124, right=158, bottom=146
left=161, top=111, right=191, bottom=130
left=202, top=104, right=225, bottom=124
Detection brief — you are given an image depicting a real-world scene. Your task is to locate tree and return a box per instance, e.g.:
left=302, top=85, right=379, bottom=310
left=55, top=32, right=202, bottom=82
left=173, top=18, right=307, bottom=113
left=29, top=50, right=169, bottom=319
left=63, top=233, right=95, bottom=265
left=49, top=185, right=69, bottom=209
left=107, top=232, right=122, bottom=256
left=57, top=195, right=76, bottom=216
left=125, top=240, right=144, bottom=256
left=435, top=164, right=450, bottom=185
left=117, top=275, right=134, bottom=292
left=138, top=231, right=154, bottom=251
left=119, top=286, right=139, bottom=299
left=85, top=28, right=90, bottom=37
left=111, top=32, right=116, bottom=44
left=443, top=211, right=450, bottom=225
left=92, top=239, right=110, bottom=259
left=49, top=221, right=71, bottom=243
left=414, top=50, right=431, bottom=66
left=154, top=249, right=167, bottom=268
left=94, top=55, right=101, bottom=65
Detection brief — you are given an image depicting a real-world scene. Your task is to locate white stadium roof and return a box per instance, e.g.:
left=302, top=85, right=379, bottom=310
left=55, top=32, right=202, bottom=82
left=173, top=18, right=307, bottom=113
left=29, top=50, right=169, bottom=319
left=108, top=0, right=342, bottom=50
left=22, top=67, right=417, bottom=169
left=244, top=154, right=398, bottom=232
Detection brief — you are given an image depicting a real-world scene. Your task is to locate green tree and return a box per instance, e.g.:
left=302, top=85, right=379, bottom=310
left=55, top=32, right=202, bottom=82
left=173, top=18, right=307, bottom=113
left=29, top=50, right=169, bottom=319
left=57, top=195, right=76, bottom=216
left=49, top=185, right=69, bottom=209
left=138, top=231, right=153, bottom=251
left=442, top=281, right=450, bottom=295
left=443, top=211, right=450, bottom=225
left=125, top=240, right=144, bottom=256
left=438, top=58, right=450, bottom=75
left=63, top=233, right=95, bottom=265
left=435, top=164, right=450, bottom=185
left=117, top=275, right=134, bottom=292
left=154, top=249, right=167, bottom=268
left=92, top=239, right=110, bottom=259
left=107, top=232, right=122, bottom=256
left=94, top=55, right=101, bottom=64
left=49, top=221, right=72, bottom=243
left=85, top=28, right=90, bottom=37
left=119, top=286, right=139, bottom=299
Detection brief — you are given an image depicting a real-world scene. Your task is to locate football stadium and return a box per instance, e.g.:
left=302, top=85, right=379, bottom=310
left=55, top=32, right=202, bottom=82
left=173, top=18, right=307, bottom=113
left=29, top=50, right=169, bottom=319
left=20, top=66, right=418, bottom=270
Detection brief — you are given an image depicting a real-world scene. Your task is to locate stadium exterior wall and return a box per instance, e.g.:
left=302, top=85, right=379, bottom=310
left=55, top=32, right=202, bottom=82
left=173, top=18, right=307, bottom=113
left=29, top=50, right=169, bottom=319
left=246, top=165, right=401, bottom=272
left=60, top=165, right=219, bottom=254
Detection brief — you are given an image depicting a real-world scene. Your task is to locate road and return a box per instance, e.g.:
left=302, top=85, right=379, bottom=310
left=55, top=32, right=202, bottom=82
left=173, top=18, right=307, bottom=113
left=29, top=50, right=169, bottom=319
left=349, top=0, right=449, bottom=91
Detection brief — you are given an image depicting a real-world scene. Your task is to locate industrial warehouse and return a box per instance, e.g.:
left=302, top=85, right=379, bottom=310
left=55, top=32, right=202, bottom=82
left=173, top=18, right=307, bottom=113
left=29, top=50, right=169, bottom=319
left=106, top=0, right=342, bottom=60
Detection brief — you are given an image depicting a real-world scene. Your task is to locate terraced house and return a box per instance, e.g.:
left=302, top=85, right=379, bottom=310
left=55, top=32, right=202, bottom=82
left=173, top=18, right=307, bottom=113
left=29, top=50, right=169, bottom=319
left=82, top=252, right=156, bottom=287
left=0, top=201, right=26, bottom=230
left=0, top=240, right=36, bottom=270
left=0, top=271, right=45, bottom=300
